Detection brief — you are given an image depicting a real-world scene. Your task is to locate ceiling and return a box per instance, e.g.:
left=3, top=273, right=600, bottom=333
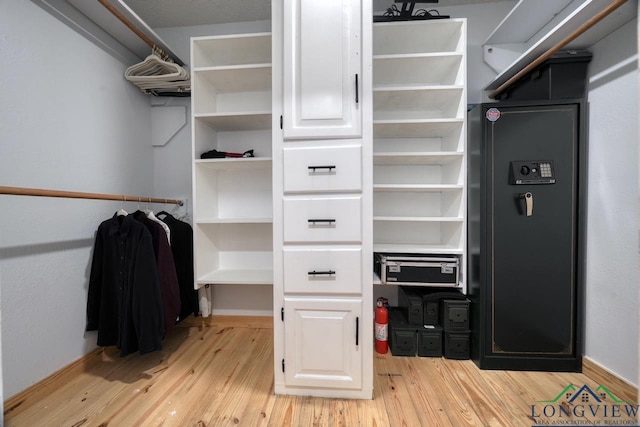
left=123, top=0, right=508, bottom=29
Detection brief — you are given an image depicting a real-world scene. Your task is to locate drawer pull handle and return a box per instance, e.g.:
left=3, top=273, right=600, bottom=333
left=308, top=270, right=336, bottom=277
left=308, top=165, right=336, bottom=172
left=308, top=219, right=336, bottom=226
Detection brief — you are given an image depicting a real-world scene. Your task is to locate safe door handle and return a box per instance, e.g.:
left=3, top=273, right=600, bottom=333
left=516, top=192, right=534, bottom=217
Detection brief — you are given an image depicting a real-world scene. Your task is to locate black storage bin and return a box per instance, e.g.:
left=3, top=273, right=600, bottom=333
left=421, top=289, right=467, bottom=325
left=388, top=307, right=416, bottom=356
left=398, top=287, right=424, bottom=325
left=444, top=331, right=470, bottom=360
left=441, top=298, right=470, bottom=331
left=417, top=325, right=443, bottom=357
left=496, top=50, right=592, bottom=101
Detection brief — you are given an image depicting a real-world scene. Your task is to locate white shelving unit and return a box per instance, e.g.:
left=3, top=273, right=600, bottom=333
left=372, top=19, right=467, bottom=291
left=191, top=33, right=273, bottom=291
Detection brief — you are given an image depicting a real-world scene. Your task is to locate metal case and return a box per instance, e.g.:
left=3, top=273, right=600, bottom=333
left=375, top=253, right=459, bottom=286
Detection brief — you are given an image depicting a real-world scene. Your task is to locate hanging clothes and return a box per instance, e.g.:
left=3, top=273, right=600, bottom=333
left=86, top=213, right=164, bottom=357
left=132, top=211, right=181, bottom=337
left=158, top=212, right=199, bottom=321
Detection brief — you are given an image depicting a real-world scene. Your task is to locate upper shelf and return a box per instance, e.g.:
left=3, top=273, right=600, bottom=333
left=483, top=0, right=637, bottom=91
left=35, top=0, right=185, bottom=65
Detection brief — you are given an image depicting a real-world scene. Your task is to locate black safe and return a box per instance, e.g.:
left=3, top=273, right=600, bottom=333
left=467, top=100, right=587, bottom=372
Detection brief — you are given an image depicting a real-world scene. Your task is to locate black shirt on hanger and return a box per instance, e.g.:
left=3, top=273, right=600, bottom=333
left=86, top=213, right=164, bottom=357
left=159, top=212, right=198, bottom=321
left=132, top=211, right=181, bottom=337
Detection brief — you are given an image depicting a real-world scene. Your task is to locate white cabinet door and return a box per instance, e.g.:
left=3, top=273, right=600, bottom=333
left=283, top=0, right=362, bottom=139
left=284, top=298, right=362, bottom=389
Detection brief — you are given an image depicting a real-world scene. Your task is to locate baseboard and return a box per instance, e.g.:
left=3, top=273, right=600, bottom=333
left=4, top=347, right=105, bottom=418
left=582, top=356, right=638, bottom=402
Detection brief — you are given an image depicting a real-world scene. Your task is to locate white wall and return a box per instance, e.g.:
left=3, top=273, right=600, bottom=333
left=0, top=0, right=154, bottom=398
left=584, top=18, right=639, bottom=386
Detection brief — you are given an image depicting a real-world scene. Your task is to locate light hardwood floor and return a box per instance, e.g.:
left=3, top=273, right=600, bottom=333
left=4, top=316, right=637, bottom=426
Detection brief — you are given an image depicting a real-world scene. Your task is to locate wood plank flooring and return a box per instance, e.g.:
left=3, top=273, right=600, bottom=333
left=4, top=316, right=638, bottom=427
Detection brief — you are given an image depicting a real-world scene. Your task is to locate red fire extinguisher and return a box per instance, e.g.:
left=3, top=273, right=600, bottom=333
left=375, top=297, right=389, bottom=354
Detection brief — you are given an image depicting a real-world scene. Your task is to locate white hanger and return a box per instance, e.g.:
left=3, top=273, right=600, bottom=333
left=125, top=52, right=190, bottom=94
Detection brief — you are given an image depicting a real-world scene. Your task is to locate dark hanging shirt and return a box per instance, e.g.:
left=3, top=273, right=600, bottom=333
left=86, top=213, right=164, bottom=357
left=160, top=213, right=198, bottom=321
left=132, top=211, right=181, bottom=336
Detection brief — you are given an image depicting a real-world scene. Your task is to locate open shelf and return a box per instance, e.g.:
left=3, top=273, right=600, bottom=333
left=373, top=86, right=465, bottom=121
left=195, top=157, right=272, bottom=169
left=374, top=216, right=463, bottom=222
left=373, top=152, right=463, bottom=165
left=373, top=54, right=464, bottom=86
left=194, top=112, right=272, bottom=131
left=197, top=269, right=273, bottom=286
left=374, top=243, right=464, bottom=255
left=192, top=33, right=272, bottom=68
left=373, top=119, right=464, bottom=139
left=374, top=19, right=465, bottom=55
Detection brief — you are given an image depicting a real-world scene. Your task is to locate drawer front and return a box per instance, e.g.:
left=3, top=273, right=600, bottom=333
left=283, top=247, right=362, bottom=294
left=283, top=197, right=362, bottom=243
left=283, top=145, right=362, bottom=193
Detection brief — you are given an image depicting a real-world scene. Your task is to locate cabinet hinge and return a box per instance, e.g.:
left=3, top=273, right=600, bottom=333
left=280, top=115, right=283, bottom=130
left=282, top=359, right=285, bottom=373
left=281, top=307, right=284, bottom=321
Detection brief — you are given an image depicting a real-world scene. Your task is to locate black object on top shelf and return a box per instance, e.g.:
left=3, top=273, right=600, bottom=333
left=495, top=50, right=592, bottom=101
left=374, top=1, right=450, bottom=22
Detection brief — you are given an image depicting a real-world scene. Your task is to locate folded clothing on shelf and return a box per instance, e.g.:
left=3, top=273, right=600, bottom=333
left=201, top=149, right=254, bottom=159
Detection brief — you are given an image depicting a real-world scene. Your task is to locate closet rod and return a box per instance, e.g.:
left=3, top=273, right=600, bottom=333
left=0, top=186, right=183, bottom=206
left=488, top=0, right=629, bottom=99
left=98, top=0, right=171, bottom=62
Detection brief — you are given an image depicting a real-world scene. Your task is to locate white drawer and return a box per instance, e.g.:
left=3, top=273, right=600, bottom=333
left=283, top=247, right=362, bottom=294
left=283, top=145, right=362, bottom=193
left=283, top=196, right=362, bottom=243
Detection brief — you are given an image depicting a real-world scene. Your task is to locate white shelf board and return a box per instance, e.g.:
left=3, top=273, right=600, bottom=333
left=197, top=269, right=273, bottom=286
left=373, top=152, right=463, bottom=165
left=484, top=0, right=638, bottom=90
left=374, top=216, right=464, bottom=222
left=194, top=112, right=271, bottom=131
left=193, top=64, right=272, bottom=93
left=373, top=184, right=463, bottom=192
left=373, top=243, right=464, bottom=254
left=195, top=157, right=273, bottom=169
left=195, top=217, right=273, bottom=224
left=374, top=119, right=463, bottom=138
left=192, top=32, right=272, bottom=68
